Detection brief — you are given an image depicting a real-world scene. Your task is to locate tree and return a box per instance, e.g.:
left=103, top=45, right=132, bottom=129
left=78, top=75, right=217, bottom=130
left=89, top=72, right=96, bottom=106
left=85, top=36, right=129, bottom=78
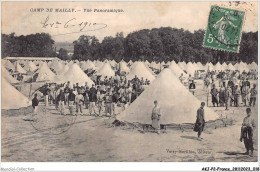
left=58, top=48, right=69, bottom=60
left=1, top=32, right=57, bottom=58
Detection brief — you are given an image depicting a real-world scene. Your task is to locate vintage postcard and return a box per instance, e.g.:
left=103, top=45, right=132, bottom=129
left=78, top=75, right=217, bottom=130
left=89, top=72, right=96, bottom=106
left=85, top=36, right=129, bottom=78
left=1, top=1, right=259, bottom=171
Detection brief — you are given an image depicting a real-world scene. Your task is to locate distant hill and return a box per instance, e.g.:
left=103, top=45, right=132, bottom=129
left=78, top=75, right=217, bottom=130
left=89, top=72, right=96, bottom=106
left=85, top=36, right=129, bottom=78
left=54, top=42, right=74, bottom=53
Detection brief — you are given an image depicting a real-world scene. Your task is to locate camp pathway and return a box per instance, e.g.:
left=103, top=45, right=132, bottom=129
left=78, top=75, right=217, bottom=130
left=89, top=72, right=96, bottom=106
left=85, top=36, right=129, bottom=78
left=1, top=104, right=257, bottom=162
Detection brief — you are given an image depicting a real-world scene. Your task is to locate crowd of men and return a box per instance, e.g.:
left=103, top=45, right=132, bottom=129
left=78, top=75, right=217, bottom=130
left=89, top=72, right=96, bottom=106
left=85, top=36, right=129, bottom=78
left=204, top=70, right=258, bottom=109
left=38, top=75, right=150, bottom=116
left=177, top=69, right=258, bottom=110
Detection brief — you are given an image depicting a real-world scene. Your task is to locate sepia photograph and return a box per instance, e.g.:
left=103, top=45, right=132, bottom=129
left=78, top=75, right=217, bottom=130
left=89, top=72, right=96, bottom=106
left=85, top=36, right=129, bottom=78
left=1, top=1, right=259, bottom=171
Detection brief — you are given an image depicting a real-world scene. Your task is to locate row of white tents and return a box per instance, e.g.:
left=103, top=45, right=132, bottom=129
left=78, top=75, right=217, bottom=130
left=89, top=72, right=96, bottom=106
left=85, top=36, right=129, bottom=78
left=2, top=59, right=258, bottom=87
left=3, top=59, right=258, bottom=76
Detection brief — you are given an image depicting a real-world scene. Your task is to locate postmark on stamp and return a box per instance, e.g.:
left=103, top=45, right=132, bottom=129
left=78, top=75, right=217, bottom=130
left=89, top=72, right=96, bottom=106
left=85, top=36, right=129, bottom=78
left=203, top=6, right=245, bottom=53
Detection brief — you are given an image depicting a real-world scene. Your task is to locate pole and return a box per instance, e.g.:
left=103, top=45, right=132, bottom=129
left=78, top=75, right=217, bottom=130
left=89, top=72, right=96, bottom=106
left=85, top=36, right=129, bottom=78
left=207, top=89, right=209, bottom=107
left=29, top=83, right=32, bottom=98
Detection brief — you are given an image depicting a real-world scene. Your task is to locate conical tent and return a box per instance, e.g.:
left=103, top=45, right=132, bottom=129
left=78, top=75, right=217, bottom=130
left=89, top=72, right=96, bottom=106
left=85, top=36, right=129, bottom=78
left=2, top=59, right=7, bottom=66
left=33, top=62, right=55, bottom=82
left=185, top=62, right=196, bottom=76
left=2, top=66, right=19, bottom=83
left=117, top=69, right=220, bottom=124
left=14, top=61, right=27, bottom=74
left=37, top=61, right=44, bottom=66
left=227, top=63, right=235, bottom=71
left=23, top=61, right=38, bottom=72
left=128, top=60, right=133, bottom=65
left=95, top=60, right=104, bottom=69
left=236, top=62, right=249, bottom=72
left=49, top=60, right=64, bottom=73
left=196, top=62, right=205, bottom=70
left=178, top=62, right=187, bottom=71
left=249, top=62, right=257, bottom=70
left=2, top=78, right=30, bottom=109
left=119, top=60, right=130, bottom=73
left=144, top=60, right=150, bottom=67
left=68, top=61, right=74, bottom=66
left=79, top=61, right=88, bottom=71
left=55, top=63, right=94, bottom=87
left=85, top=60, right=97, bottom=70
left=54, top=64, right=70, bottom=76
left=168, top=61, right=188, bottom=78
left=222, top=62, right=228, bottom=70
left=96, top=62, right=115, bottom=79
left=109, top=60, right=117, bottom=67
left=206, top=62, right=214, bottom=71
left=4, top=60, right=15, bottom=71
left=214, top=62, right=225, bottom=71
left=161, top=61, right=165, bottom=66
left=126, top=61, right=155, bottom=81
left=150, top=61, right=160, bottom=69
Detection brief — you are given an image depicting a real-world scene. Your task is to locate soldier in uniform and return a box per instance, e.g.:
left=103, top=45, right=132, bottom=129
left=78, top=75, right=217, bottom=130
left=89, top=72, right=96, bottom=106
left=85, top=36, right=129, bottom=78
left=233, top=85, right=241, bottom=107
left=240, top=108, right=256, bottom=157
left=224, top=85, right=232, bottom=110
left=211, top=84, right=219, bottom=107
left=151, top=100, right=161, bottom=134
left=195, top=102, right=205, bottom=141
left=249, top=84, right=257, bottom=107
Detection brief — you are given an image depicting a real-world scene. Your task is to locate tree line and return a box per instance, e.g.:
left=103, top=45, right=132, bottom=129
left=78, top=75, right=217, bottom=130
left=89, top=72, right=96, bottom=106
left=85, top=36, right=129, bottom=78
left=2, top=33, right=57, bottom=58
left=2, top=27, right=258, bottom=64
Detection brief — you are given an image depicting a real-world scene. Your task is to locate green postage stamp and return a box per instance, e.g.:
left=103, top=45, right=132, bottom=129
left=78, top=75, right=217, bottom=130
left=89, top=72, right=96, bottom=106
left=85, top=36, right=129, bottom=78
left=203, top=6, right=245, bottom=53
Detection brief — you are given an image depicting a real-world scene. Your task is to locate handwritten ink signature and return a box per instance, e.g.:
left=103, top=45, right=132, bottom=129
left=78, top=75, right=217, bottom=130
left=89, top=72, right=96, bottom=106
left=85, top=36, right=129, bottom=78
left=41, top=16, right=107, bottom=35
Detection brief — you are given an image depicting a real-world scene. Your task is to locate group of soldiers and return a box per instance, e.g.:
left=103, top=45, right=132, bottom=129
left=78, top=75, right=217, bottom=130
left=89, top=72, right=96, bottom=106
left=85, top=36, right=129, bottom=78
left=39, top=75, right=150, bottom=116
left=210, top=75, right=257, bottom=110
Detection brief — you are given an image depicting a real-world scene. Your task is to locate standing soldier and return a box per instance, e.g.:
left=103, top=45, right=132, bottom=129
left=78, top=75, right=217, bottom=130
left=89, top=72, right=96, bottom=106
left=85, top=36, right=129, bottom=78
left=218, top=84, right=225, bottom=107
left=249, top=84, right=257, bottom=107
left=224, top=85, right=232, bottom=110
left=89, top=84, right=97, bottom=116
left=179, top=73, right=185, bottom=84
left=32, top=93, right=39, bottom=115
left=233, top=85, right=241, bottom=107
left=97, top=90, right=103, bottom=116
left=211, top=84, right=219, bottom=107
left=64, top=81, right=70, bottom=106
left=240, top=108, right=256, bottom=157
left=241, top=83, right=250, bottom=106
left=194, top=102, right=205, bottom=141
left=189, top=80, right=196, bottom=95
left=151, top=100, right=161, bottom=134
left=57, top=89, right=65, bottom=115
left=68, top=89, right=76, bottom=116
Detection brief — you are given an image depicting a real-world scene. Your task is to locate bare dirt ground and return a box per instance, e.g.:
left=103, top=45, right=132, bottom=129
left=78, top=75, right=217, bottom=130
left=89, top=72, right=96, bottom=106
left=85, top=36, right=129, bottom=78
left=1, top=82, right=258, bottom=162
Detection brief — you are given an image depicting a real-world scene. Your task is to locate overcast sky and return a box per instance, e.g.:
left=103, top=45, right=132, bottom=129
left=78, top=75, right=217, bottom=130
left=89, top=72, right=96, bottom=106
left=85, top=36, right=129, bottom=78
left=2, top=1, right=258, bottom=42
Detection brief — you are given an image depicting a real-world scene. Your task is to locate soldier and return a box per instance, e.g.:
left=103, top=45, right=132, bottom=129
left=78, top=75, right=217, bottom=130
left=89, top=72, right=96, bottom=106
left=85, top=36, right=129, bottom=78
left=68, top=89, right=76, bottom=116
left=224, top=85, right=232, bottom=110
left=32, top=93, right=39, bottom=115
left=211, top=84, right=219, bottom=107
left=219, top=84, right=225, bottom=107
left=195, top=102, right=205, bottom=141
left=233, top=85, right=241, bottom=107
left=179, top=73, right=185, bottom=84
left=249, top=84, right=257, bottom=107
left=189, top=80, right=196, bottom=95
left=240, top=108, right=256, bottom=157
left=241, top=84, right=250, bottom=106
left=89, top=84, right=97, bottom=116
left=151, top=100, right=161, bottom=134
